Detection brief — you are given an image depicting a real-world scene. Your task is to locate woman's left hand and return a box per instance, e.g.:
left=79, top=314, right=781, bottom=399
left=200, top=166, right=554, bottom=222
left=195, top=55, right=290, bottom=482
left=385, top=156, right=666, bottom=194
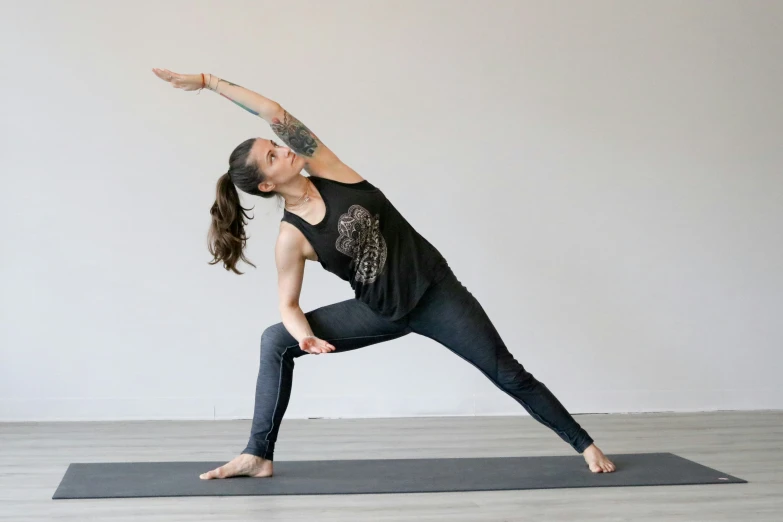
left=152, top=68, right=204, bottom=91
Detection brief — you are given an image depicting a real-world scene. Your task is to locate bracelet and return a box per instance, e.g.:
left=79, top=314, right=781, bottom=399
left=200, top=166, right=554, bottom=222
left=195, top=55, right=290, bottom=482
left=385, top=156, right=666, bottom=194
left=199, top=73, right=218, bottom=95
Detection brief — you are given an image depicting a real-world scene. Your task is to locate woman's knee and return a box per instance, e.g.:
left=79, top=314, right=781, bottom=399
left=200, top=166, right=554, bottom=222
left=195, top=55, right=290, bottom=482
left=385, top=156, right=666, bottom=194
left=497, top=360, right=538, bottom=389
left=260, top=323, right=297, bottom=358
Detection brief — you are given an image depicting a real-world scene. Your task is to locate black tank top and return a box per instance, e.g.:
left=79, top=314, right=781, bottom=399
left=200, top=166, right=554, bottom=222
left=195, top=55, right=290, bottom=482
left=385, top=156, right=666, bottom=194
left=281, top=176, right=450, bottom=321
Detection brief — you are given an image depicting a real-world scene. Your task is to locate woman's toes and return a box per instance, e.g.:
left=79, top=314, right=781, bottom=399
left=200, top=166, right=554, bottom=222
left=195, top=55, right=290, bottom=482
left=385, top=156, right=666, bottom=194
left=200, top=466, right=225, bottom=480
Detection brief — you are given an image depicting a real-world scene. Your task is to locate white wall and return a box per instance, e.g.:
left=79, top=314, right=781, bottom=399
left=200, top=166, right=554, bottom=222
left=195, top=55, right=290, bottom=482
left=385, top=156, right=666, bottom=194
left=1, top=0, right=781, bottom=422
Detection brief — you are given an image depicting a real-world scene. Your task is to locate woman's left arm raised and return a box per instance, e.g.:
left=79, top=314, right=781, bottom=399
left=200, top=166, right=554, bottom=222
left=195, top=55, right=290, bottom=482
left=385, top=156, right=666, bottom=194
left=204, top=72, right=359, bottom=180
left=205, top=73, right=279, bottom=120
left=152, top=68, right=359, bottom=180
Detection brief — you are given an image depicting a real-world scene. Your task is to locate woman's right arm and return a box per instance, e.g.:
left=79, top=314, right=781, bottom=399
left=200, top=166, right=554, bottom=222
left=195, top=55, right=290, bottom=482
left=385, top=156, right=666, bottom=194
left=276, top=226, right=313, bottom=342
left=275, top=225, right=335, bottom=354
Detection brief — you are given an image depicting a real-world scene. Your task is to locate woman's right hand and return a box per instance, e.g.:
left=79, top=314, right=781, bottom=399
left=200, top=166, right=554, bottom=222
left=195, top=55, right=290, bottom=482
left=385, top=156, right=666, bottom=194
left=300, top=336, right=336, bottom=354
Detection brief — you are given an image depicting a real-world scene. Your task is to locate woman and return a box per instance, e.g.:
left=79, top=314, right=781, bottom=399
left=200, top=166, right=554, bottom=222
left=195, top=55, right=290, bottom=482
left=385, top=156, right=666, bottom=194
left=152, top=68, right=616, bottom=479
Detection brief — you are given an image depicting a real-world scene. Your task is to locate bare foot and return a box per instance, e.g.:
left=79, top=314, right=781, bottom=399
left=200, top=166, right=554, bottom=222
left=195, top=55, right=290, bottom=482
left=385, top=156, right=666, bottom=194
left=199, top=453, right=274, bottom=480
left=582, top=443, right=616, bottom=473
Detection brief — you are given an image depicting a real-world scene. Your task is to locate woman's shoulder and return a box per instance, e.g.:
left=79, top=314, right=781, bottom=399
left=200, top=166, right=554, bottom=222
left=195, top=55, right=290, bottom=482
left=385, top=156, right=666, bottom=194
left=278, top=221, right=318, bottom=261
left=305, top=159, right=365, bottom=184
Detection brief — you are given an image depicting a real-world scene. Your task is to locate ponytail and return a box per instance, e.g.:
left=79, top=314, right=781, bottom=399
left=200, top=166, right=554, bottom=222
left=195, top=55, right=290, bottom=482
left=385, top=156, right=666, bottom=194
left=207, top=172, right=257, bottom=275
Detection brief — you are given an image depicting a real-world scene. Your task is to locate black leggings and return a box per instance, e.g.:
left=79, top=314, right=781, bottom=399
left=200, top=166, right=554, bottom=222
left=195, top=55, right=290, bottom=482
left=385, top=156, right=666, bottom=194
left=242, top=268, right=594, bottom=460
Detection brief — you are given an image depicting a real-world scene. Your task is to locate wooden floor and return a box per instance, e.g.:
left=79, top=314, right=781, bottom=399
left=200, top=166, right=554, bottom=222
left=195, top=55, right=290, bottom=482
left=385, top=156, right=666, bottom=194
left=1, top=411, right=781, bottom=521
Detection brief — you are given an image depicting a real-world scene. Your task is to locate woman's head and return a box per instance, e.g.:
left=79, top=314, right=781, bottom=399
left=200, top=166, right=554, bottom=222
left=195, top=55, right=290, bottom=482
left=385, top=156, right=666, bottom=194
left=207, top=137, right=303, bottom=274
left=249, top=137, right=305, bottom=192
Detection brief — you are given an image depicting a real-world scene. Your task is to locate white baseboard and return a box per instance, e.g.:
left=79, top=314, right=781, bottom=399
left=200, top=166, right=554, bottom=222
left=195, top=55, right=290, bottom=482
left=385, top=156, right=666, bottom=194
left=0, top=389, right=780, bottom=422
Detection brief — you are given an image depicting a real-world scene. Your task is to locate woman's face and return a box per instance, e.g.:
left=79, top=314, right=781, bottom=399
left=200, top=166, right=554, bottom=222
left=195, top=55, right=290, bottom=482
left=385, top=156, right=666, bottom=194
left=252, top=138, right=304, bottom=191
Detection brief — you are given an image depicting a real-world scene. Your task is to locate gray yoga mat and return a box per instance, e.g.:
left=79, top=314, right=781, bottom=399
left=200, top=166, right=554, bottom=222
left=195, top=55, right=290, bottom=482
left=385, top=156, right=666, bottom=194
left=52, top=452, right=746, bottom=499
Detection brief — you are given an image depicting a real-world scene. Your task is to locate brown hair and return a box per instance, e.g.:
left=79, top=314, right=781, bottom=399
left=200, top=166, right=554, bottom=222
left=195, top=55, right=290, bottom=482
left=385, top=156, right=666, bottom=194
left=207, top=138, right=283, bottom=274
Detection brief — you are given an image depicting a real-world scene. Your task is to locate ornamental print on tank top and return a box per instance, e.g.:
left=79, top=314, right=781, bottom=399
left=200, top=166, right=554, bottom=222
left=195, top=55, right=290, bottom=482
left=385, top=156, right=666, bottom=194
left=281, top=176, right=450, bottom=321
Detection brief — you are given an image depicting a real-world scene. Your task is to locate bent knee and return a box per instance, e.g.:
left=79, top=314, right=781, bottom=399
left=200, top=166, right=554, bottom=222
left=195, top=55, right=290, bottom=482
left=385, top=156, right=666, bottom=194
left=260, top=323, right=295, bottom=356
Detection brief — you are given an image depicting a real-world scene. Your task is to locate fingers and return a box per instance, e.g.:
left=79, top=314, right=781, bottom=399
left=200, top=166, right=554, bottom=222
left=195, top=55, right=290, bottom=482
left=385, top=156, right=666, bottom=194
left=303, top=342, right=336, bottom=354
left=152, top=68, right=170, bottom=80
left=317, top=341, right=336, bottom=354
left=151, top=68, right=180, bottom=85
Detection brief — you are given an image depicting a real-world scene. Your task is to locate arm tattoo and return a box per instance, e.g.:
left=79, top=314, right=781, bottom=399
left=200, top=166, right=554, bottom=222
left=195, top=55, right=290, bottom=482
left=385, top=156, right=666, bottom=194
left=220, top=94, right=260, bottom=116
left=270, top=110, right=319, bottom=158
left=216, top=79, right=260, bottom=116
